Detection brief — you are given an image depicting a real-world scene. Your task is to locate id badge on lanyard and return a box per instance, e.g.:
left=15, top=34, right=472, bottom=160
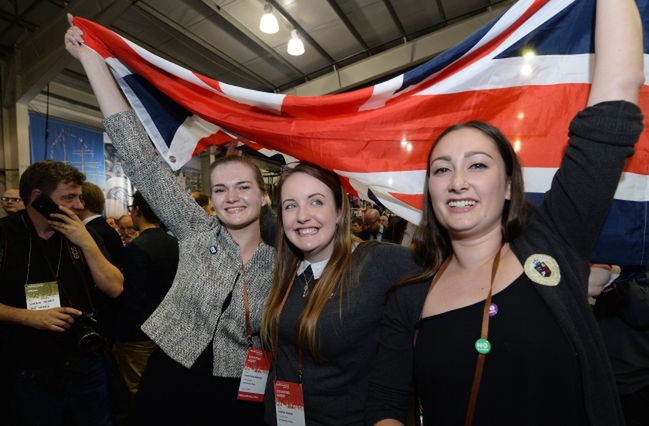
left=237, top=348, right=271, bottom=402
left=274, top=380, right=306, bottom=426
left=24, top=281, right=61, bottom=310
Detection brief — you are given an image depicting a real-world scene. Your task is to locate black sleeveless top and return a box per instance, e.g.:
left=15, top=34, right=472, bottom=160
left=414, top=274, right=588, bottom=426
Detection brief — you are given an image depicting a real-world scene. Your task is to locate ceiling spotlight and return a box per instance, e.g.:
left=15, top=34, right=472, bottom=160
left=259, top=2, right=279, bottom=34
left=287, top=29, right=305, bottom=56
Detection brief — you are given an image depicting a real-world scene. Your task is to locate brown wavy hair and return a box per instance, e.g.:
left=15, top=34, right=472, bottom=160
left=261, top=162, right=353, bottom=359
left=401, top=121, right=532, bottom=285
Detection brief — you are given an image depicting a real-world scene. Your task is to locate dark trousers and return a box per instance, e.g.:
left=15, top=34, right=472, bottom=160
left=130, top=346, right=265, bottom=425
left=621, top=385, right=649, bottom=426
left=12, top=356, right=113, bottom=426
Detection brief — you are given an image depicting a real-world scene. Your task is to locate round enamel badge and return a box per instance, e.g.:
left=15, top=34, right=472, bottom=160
left=524, top=254, right=561, bottom=286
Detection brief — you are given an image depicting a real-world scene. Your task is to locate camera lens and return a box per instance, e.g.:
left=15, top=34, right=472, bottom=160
left=74, top=314, right=102, bottom=353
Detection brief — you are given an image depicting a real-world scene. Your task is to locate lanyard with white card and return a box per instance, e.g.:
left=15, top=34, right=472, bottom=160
left=24, top=235, right=64, bottom=310
left=25, top=228, right=95, bottom=314
left=237, top=264, right=272, bottom=402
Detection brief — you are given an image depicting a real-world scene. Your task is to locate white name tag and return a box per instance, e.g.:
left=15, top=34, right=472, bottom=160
left=274, top=380, right=306, bottom=426
left=24, top=282, right=61, bottom=311
left=237, top=348, right=271, bottom=402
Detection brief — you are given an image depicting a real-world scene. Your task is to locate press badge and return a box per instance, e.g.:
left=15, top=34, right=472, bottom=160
left=274, top=380, right=306, bottom=426
left=237, top=348, right=271, bottom=402
left=24, top=282, right=61, bottom=310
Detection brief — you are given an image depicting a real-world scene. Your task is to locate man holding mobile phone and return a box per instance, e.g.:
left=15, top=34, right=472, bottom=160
left=0, top=160, right=123, bottom=426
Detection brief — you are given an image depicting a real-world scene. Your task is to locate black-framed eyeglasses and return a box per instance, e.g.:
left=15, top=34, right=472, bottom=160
left=0, top=196, right=21, bottom=203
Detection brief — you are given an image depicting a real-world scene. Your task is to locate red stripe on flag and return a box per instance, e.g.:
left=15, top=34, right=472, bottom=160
left=390, top=192, right=424, bottom=211
left=281, top=87, right=375, bottom=118
left=191, top=131, right=236, bottom=157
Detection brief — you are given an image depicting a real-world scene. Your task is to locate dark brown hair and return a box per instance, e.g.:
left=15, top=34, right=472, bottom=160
left=20, top=161, right=85, bottom=205
left=261, top=162, right=353, bottom=358
left=132, top=191, right=161, bottom=225
left=81, top=182, right=105, bottom=214
left=403, top=121, right=532, bottom=285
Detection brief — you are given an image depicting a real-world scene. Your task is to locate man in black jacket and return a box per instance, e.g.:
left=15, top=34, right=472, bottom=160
left=78, top=182, right=124, bottom=268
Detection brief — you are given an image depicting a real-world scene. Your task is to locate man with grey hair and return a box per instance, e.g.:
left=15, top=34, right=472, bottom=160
left=0, top=188, right=25, bottom=216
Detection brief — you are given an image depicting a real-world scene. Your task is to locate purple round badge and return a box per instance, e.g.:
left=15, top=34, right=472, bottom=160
left=489, top=303, right=499, bottom=317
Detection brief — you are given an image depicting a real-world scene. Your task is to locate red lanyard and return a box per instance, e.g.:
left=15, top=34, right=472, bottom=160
left=421, top=247, right=502, bottom=426
left=241, top=264, right=253, bottom=348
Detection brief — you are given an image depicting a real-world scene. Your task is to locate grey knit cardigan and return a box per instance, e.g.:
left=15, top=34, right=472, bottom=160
left=105, top=111, right=276, bottom=377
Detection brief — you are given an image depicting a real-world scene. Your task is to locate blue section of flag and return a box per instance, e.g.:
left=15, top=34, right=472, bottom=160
left=496, top=1, right=595, bottom=58
left=398, top=13, right=501, bottom=93
left=526, top=193, right=648, bottom=266
left=238, top=145, right=287, bottom=165
left=122, top=74, right=190, bottom=149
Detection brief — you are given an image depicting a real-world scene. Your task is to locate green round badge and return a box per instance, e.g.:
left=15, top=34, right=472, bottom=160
left=475, top=338, right=491, bottom=354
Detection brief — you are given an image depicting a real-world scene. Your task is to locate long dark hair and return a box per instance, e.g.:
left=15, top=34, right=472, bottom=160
left=402, top=121, right=532, bottom=285
left=261, top=162, right=353, bottom=358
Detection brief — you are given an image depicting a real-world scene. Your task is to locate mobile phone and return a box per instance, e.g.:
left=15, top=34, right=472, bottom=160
left=31, top=193, right=65, bottom=221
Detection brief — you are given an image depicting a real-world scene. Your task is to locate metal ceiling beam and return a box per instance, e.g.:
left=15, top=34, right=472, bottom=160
left=134, top=2, right=277, bottom=90
left=285, top=3, right=509, bottom=96
left=0, top=8, right=39, bottom=37
left=267, top=0, right=336, bottom=64
left=435, top=0, right=448, bottom=21
left=12, top=0, right=133, bottom=104
left=325, top=0, right=369, bottom=52
left=201, top=0, right=306, bottom=83
left=382, top=0, right=406, bottom=40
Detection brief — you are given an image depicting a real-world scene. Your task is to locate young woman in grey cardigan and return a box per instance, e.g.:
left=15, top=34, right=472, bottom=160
left=65, top=17, right=274, bottom=424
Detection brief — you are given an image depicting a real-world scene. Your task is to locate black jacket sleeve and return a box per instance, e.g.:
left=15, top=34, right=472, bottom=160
left=366, top=282, right=427, bottom=424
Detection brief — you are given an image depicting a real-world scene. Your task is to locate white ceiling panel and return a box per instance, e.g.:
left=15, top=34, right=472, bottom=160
left=337, top=0, right=402, bottom=48
left=393, top=0, right=444, bottom=35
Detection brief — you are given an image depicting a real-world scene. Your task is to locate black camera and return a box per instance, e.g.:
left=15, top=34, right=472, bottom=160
left=72, top=313, right=103, bottom=353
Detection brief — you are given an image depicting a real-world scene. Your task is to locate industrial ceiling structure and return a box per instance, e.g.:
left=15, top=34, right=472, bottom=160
left=0, top=0, right=513, bottom=187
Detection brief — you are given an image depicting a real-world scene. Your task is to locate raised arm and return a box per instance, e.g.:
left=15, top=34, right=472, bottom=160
left=533, top=0, right=645, bottom=259
left=64, top=14, right=215, bottom=240
left=64, top=14, right=129, bottom=116
left=588, top=0, right=644, bottom=106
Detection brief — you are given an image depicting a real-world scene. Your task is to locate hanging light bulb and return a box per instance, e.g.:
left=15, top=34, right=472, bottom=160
left=287, top=29, right=305, bottom=56
left=259, top=2, right=279, bottom=34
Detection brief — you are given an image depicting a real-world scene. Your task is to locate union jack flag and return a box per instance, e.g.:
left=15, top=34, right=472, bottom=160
left=73, top=0, right=649, bottom=266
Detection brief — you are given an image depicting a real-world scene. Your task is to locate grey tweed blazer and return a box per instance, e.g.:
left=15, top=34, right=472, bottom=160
left=104, top=111, right=275, bottom=377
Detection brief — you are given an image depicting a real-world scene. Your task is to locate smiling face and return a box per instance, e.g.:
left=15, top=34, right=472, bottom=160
left=210, top=161, right=265, bottom=231
left=281, top=172, right=342, bottom=263
left=427, top=127, right=511, bottom=241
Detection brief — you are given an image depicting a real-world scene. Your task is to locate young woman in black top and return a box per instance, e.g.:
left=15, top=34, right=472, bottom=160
left=367, top=0, right=645, bottom=425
